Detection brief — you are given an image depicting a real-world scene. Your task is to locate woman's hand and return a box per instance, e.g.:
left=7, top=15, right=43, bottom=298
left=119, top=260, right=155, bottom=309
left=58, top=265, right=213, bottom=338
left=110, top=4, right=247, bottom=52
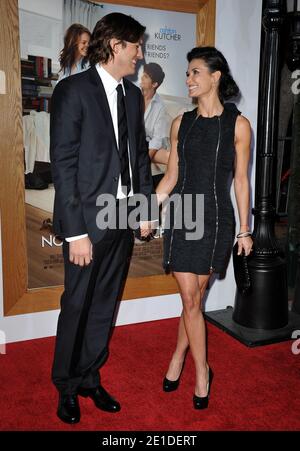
left=237, top=236, right=253, bottom=256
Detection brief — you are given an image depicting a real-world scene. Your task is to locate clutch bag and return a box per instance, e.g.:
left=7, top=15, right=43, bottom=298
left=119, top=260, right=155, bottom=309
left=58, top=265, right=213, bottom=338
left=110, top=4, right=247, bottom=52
left=232, top=241, right=251, bottom=295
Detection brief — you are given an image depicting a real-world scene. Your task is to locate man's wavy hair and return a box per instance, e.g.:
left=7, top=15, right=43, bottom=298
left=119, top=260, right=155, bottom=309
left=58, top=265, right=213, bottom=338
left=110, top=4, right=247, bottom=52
left=88, top=13, right=146, bottom=65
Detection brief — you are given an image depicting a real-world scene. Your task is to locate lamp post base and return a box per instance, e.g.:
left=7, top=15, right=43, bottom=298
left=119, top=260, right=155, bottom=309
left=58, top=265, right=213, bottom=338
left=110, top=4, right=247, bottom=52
left=204, top=306, right=300, bottom=347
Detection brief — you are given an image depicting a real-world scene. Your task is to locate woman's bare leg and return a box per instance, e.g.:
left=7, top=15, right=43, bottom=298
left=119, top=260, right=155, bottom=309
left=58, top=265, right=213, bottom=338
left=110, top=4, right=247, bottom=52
left=165, top=272, right=210, bottom=396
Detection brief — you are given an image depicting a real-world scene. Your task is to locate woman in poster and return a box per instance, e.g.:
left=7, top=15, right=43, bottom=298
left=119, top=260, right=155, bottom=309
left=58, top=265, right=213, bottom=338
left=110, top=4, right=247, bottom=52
left=58, top=23, right=91, bottom=81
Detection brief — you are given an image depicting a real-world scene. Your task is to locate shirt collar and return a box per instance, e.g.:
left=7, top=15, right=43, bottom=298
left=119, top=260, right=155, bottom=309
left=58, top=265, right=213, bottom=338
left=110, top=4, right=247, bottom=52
left=151, top=92, right=159, bottom=103
left=96, top=63, right=125, bottom=96
left=145, top=92, right=160, bottom=116
left=148, top=92, right=160, bottom=108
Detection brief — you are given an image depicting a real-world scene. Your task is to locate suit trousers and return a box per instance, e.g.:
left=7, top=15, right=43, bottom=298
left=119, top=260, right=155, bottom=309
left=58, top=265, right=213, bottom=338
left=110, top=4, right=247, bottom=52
left=52, top=222, right=134, bottom=394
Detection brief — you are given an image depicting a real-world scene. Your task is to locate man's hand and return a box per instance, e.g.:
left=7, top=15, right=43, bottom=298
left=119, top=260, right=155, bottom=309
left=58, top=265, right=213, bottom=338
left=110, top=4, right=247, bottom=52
left=69, top=236, right=93, bottom=266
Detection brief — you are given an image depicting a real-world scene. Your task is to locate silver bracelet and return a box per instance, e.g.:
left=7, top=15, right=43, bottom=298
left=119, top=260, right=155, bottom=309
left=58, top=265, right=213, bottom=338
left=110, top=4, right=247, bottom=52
left=236, top=231, right=252, bottom=238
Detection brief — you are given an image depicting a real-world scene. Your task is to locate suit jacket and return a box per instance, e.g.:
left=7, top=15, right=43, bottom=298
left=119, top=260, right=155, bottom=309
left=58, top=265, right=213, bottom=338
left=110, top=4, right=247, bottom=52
left=50, top=65, right=153, bottom=243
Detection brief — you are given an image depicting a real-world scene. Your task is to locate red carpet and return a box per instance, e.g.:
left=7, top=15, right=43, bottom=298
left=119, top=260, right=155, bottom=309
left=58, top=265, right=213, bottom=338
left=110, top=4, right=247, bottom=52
left=0, top=318, right=299, bottom=431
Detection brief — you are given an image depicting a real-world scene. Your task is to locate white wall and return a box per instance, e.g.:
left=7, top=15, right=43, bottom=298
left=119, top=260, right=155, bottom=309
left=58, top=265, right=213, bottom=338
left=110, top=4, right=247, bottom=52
left=216, top=0, right=262, bottom=134
left=0, top=217, right=3, bottom=319
left=0, top=0, right=262, bottom=343
left=206, top=0, right=262, bottom=311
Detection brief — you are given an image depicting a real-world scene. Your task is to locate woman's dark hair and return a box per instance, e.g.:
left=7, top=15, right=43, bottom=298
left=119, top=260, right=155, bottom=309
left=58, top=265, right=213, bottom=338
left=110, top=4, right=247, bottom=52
left=88, top=13, right=146, bottom=65
left=59, top=23, right=91, bottom=73
left=187, top=46, right=240, bottom=102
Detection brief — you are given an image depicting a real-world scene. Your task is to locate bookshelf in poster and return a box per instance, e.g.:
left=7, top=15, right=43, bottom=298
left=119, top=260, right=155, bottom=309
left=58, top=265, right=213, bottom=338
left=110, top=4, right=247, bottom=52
left=21, top=55, right=58, bottom=114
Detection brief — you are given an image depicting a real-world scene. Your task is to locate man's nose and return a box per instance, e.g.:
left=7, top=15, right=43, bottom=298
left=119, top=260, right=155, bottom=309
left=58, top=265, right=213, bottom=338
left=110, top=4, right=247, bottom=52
left=137, top=46, right=143, bottom=59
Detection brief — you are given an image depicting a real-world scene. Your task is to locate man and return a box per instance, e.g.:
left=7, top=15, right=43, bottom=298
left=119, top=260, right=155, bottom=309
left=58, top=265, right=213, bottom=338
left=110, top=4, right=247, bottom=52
left=140, top=62, right=170, bottom=188
left=138, top=63, right=170, bottom=241
left=50, top=13, right=153, bottom=424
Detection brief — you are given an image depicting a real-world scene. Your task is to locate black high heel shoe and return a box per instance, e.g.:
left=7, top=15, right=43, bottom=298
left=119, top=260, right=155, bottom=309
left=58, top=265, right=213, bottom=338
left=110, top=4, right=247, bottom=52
left=163, top=360, right=185, bottom=392
left=163, top=376, right=180, bottom=392
left=193, top=367, right=213, bottom=410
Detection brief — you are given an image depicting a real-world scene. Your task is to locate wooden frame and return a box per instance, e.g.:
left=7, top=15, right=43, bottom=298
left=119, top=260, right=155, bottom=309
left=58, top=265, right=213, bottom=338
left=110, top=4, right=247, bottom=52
left=0, top=0, right=215, bottom=316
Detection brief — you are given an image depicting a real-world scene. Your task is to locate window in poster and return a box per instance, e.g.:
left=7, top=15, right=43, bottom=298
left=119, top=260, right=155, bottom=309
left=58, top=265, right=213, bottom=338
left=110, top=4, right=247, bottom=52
left=19, top=9, right=62, bottom=73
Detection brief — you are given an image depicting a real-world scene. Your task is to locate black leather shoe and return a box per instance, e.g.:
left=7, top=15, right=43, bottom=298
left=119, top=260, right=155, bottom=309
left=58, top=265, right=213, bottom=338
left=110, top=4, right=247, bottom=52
left=78, top=385, right=121, bottom=413
left=193, top=367, right=213, bottom=410
left=163, top=376, right=180, bottom=392
left=57, top=394, right=80, bottom=424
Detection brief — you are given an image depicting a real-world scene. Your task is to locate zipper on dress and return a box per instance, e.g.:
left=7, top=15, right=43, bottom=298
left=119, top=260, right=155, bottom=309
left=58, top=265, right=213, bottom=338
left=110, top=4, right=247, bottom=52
left=209, top=117, right=221, bottom=272
left=166, top=114, right=200, bottom=267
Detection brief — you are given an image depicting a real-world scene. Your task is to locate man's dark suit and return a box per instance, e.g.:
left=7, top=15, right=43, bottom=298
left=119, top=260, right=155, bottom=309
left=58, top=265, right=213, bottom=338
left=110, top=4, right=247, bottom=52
left=50, top=66, right=153, bottom=394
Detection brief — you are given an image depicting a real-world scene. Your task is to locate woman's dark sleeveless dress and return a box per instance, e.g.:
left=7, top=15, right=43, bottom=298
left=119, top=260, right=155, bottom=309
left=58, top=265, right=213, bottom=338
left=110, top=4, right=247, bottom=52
left=163, top=103, right=240, bottom=275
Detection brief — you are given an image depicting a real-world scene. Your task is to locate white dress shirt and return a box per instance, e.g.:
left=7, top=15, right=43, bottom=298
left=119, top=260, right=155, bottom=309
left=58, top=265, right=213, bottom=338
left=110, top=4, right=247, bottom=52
left=144, top=92, right=169, bottom=150
left=144, top=92, right=170, bottom=176
left=66, top=64, right=133, bottom=242
left=57, top=58, right=89, bottom=83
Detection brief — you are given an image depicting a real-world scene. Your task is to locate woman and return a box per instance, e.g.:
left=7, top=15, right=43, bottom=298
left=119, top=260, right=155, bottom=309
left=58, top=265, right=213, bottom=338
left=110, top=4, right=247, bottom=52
left=58, top=23, right=91, bottom=81
left=156, top=47, right=253, bottom=409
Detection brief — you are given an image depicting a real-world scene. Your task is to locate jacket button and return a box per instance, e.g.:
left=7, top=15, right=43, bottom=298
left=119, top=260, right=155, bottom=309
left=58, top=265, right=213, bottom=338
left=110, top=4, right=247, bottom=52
left=113, top=176, right=118, bottom=182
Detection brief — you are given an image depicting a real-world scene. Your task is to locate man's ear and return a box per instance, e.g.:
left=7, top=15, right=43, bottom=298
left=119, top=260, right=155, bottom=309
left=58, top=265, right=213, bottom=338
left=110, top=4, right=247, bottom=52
left=152, top=81, right=158, bottom=90
left=110, top=38, right=121, bottom=54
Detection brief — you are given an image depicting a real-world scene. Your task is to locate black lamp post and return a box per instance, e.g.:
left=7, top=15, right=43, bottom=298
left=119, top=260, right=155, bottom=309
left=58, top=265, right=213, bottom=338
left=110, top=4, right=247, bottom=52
left=292, top=91, right=300, bottom=312
left=233, top=0, right=289, bottom=329
left=287, top=8, right=300, bottom=313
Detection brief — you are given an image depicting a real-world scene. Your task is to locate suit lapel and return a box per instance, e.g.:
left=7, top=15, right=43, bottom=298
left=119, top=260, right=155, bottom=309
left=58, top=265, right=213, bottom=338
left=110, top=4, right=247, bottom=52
left=88, top=66, right=118, bottom=155
left=88, top=67, right=137, bottom=168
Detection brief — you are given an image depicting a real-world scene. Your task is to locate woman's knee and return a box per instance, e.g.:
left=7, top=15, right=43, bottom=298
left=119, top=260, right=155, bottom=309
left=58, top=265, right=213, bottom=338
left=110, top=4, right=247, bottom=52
left=181, top=291, right=201, bottom=314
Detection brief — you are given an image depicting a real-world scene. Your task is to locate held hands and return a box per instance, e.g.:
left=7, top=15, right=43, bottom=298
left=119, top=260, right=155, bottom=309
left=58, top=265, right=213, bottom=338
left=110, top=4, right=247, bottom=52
left=69, top=223, right=154, bottom=266
left=140, top=221, right=154, bottom=239
left=69, top=236, right=93, bottom=266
